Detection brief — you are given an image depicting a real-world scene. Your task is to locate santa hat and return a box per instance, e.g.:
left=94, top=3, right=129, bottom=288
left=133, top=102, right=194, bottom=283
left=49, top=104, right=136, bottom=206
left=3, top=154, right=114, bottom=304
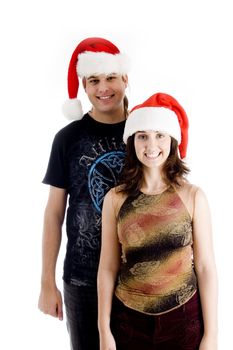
left=123, top=93, right=189, bottom=159
left=62, top=37, right=130, bottom=120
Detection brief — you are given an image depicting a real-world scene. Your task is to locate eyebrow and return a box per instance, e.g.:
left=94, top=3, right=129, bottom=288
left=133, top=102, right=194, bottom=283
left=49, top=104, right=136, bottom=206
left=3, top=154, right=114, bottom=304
left=137, top=130, right=157, bottom=133
left=136, top=130, right=163, bottom=134
left=87, top=73, right=118, bottom=81
left=87, top=76, right=98, bottom=80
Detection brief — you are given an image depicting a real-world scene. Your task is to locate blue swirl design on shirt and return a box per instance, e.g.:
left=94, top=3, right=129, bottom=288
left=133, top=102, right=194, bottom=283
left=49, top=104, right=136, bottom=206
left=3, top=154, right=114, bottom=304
left=88, top=151, right=125, bottom=213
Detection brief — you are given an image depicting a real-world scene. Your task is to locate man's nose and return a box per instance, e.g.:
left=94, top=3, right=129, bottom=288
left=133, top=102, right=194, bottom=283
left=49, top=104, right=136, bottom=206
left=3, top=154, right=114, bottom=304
left=98, top=80, right=108, bottom=92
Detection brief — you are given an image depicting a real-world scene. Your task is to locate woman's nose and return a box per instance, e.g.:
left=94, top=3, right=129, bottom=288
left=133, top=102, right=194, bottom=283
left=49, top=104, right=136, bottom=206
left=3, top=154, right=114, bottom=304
left=146, top=137, right=159, bottom=149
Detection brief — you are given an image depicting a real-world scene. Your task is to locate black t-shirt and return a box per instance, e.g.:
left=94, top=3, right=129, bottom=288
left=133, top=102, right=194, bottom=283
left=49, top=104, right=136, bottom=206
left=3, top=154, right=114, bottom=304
left=43, top=113, right=126, bottom=286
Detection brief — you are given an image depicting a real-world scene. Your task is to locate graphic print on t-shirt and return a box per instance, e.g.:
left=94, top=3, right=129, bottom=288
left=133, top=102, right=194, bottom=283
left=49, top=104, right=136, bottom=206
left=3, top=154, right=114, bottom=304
left=79, top=136, right=125, bottom=214
left=88, top=150, right=125, bottom=213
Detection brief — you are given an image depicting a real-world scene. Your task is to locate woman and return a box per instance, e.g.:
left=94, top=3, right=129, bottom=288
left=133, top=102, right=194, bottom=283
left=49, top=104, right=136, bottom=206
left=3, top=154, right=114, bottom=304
left=97, top=92, right=218, bottom=350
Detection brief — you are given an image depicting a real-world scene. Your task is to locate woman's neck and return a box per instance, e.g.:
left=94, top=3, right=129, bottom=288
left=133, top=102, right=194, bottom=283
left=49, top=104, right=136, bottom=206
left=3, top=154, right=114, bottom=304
left=141, top=168, right=168, bottom=195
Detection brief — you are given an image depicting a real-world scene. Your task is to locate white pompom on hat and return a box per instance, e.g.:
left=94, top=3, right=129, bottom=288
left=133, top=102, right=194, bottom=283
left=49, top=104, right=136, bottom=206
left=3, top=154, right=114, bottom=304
left=123, top=93, right=189, bottom=159
left=62, top=37, right=130, bottom=120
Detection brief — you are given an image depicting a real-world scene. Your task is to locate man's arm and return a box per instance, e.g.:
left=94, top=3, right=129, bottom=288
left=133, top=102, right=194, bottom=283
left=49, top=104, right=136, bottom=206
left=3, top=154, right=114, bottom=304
left=38, top=186, right=67, bottom=321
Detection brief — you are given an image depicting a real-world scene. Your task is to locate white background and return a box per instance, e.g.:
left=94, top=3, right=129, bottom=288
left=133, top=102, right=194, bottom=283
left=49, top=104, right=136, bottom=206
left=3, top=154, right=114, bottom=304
left=0, top=0, right=232, bottom=348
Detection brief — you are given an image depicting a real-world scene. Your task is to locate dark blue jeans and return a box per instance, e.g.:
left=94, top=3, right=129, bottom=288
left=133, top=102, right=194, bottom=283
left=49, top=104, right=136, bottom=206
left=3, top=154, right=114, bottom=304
left=64, top=282, right=99, bottom=350
left=111, top=292, right=204, bottom=350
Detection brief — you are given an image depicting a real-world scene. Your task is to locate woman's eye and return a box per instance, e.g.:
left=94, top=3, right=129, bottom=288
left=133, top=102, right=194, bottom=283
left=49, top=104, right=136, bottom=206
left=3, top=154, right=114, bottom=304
left=137, top=134, right=147, bottom=140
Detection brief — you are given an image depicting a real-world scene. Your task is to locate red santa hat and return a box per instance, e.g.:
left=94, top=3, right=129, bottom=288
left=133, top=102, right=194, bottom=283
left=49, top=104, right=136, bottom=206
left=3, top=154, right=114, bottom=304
left=62, top=37, right=130, bottom=120
left=123, top=93, right=189, bottom=159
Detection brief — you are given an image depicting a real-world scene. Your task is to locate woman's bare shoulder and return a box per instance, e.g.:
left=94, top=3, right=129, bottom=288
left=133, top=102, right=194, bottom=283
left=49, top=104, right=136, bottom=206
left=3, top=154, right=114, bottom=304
left=174, top=180, right=200, bottom=218
left=175, top=180, right=199, bottom=196
left=106, top=186, right=128, bottom=216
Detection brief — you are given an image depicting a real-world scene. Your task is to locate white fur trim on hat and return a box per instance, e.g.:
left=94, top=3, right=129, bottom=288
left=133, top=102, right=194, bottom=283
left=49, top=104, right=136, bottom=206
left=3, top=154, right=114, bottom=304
left=123, top=107, right=181, bottom=144
left=62, top=98, right=83, bottom=120
left=77, top=51, right=130, bottom=78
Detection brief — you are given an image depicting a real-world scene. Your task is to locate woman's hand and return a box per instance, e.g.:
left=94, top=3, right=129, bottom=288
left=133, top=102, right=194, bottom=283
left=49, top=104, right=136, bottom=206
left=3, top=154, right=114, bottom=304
left=199, top=333, right=217, bottom=350
left=99, top=330, right=117, bottom=350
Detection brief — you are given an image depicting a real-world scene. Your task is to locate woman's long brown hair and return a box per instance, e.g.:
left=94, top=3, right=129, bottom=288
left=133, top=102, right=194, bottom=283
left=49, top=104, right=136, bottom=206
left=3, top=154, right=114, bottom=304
left=117, top=135, right=190, bottom=197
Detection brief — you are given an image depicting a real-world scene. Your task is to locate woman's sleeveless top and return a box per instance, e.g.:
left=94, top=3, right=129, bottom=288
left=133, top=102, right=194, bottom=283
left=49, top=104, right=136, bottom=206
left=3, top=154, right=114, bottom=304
left=115, top=186, right=197, bottom=315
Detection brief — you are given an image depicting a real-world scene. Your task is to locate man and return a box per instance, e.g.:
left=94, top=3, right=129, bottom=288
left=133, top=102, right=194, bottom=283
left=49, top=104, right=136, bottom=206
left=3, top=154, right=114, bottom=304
left=38, top=37, right=130, bottom=349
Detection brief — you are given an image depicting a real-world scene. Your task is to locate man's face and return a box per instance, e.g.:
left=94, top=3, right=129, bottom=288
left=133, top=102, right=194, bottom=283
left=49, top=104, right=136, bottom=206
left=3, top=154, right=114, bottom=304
left=83, top=74, right=128, bottom=114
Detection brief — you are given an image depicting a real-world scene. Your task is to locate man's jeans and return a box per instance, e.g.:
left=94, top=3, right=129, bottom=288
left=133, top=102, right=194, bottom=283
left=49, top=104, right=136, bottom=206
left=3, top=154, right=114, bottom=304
left=64, top=281, right=99, bottom=350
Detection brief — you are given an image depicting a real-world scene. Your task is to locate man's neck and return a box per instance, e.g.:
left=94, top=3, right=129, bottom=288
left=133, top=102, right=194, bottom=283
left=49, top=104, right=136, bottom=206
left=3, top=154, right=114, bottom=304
left=89, top=108, right=126, bottom=124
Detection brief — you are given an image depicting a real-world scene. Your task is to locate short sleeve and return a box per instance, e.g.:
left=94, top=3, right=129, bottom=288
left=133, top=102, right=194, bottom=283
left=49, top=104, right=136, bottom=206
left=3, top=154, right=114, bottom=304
left=42, top=130, right=68, bottom=189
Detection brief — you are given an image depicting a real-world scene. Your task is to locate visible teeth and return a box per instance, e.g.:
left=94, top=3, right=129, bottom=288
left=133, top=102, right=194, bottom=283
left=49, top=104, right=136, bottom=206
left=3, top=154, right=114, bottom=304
left=146, top=153, right=160, bottom=157
left=99, top=95, right=111, bottom=100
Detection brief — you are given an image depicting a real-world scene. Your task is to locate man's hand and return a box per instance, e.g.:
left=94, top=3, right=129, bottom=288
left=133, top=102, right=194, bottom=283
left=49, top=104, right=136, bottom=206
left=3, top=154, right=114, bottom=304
left=38, top=285, right=63, bottom=321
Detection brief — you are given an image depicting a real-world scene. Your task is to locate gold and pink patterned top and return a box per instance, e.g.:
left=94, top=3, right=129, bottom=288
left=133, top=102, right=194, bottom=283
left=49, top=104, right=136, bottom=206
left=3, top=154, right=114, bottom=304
left=115, top=186, right=197, bottom=315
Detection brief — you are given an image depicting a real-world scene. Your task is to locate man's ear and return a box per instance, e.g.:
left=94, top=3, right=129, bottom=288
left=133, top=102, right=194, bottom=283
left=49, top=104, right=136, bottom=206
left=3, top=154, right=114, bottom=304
left=82, top=77, right=86, bottom=91
left=122, top=75, right=128, bottom=87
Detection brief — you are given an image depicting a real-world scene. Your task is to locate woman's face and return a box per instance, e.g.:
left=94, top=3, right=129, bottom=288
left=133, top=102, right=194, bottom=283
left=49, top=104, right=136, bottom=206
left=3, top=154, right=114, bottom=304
left=134, top=130, right=171, bottom=169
